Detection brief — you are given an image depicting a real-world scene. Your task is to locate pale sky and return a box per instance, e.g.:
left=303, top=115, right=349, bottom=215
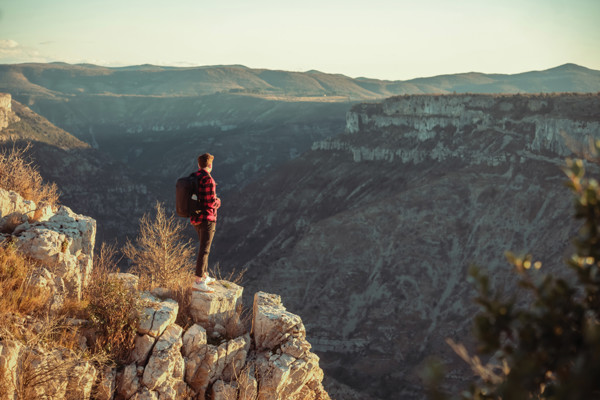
left=0, top=0, right=598, bottom=80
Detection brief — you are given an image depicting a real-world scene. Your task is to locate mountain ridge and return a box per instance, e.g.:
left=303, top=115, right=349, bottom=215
left=1, top=62, right=598, bottom=101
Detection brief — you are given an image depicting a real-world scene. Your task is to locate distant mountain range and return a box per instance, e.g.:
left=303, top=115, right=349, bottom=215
left=0, top=62, right=599, bottom=101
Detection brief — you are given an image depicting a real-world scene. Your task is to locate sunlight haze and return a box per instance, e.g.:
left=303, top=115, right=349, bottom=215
left=0, top=0, right=598, bottom=80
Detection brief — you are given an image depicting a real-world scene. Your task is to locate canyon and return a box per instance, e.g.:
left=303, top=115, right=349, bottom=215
left=213, top=93, right=600, bottom=398
left=0, top=63, right=599, bottom=398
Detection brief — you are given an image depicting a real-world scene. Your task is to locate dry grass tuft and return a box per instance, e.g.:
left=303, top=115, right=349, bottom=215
left=0, top=143, right=60, bottom=209
left=0, top=240, right=51, bottom=317
left=211, top=262, right=247, bottom=287
left=84, top=242, right=142, bottom=364
left=0, top=314, right=106, bottom=400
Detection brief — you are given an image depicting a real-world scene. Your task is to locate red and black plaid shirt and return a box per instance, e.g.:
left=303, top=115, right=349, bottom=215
left=190, top=169, right=221, bottom=224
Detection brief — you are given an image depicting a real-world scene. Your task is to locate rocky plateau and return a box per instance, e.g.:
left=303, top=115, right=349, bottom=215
left=0, top=187, right=330, bottom=400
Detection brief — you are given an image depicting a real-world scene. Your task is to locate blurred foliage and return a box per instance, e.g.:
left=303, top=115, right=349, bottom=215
left=426, top=145, right=600, bottom=399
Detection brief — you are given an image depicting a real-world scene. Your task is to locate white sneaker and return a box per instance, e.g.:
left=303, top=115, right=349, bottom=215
left=193, top=281, right=214, bottom=293
left=204, top=274, right=216, bottom=284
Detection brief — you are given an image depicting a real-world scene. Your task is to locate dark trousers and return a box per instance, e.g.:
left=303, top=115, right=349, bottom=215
left=194, top=220, right=216, bottom=278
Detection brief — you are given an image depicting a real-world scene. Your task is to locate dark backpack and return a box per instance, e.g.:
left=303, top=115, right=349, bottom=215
left=175, top=173, right=200, bottom=218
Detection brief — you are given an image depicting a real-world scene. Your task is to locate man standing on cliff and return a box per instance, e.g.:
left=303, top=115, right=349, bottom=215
left=192, top=153, right=221, bottom=292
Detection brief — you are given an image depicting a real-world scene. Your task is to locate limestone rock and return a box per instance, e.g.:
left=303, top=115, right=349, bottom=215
left=0, top=188, right=37, bottom=222
left=0, top=339, right=23, bottom=400
left=94, top=365, right=117, bottom=400
left=137, top=293, right=179, bottom=337
left=24, top=348, right=70, bottom=399
left=109, top=272, right=140, bottom=291
left=14, top=205, right=96, bottom=300
left=141, top=324, right=188, bottom=398
left=0, top=93, right=18, bottom=131
left=182, top=323, right=207, bottom=357
left=28, top=267, right=67, bottom=312
left=117, top=363, right=140, bottom=400
left=281, top=337, right=311, bottom=359
left=212, top=380, right=239, bottom=400
left=252, top=291, right=305, bottom=351
left=130, top=387, right=159, bottom=400
left=255, top=351, right=328, bottom=400
left=65, top=360, right=97, bottom=400
left=131, top=334, right=156, bottom=365
left=238, top=365, right=258, bottom=400
left=184, top=341, right=219, bottom=395
left=190, top=280, right=243, bottom=335
left=223, top=333, right=251, bottom=381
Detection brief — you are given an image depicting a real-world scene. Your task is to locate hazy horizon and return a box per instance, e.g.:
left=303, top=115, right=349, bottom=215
left=1, top=0, right=599, bottom=81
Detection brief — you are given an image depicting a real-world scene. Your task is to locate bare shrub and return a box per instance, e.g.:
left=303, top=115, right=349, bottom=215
left=0, top=143, right=60, bottom=209
left=123, top=201, right=195, bottom=289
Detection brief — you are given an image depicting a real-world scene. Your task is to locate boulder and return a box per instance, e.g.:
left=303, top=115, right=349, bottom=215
left=182, top=323, right=207, bottom=357
left=255, top=351, right=328, bottom=400
left=137, top=293, right=179, bottom=337
left=14, top=205, right=96, bottom=300
left=141, top=324, right=187, bottom=398
left=131, top=334, right=156, bottom=365
left=190, top=280, right=243, bottom=335
left=252, top=292, right=306, bottom=351
left=117, top=363, right=140, bottom=400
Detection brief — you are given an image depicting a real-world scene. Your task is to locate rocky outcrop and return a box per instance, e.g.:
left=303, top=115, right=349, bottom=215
left=190, top=280, right=244, bottom=337
left=314, top=93, right=600, bottom=163
left=0, top=93, right=19, bottom=132
left=116, top=284, right=329, bottom=400
left=0, top=187, right=96, bottom=302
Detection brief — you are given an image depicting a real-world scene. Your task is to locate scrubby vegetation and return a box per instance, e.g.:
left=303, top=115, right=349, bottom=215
left=123, top=201, right=195, bottom=289
left=0, top=143, right=59, bottom=208
left=85, top=243, right=142, bottom=363
left=425, top=153, right=600, bottom=399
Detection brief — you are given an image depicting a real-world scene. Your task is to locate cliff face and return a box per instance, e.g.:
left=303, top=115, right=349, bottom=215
left=214, top=93, right=600, bottom=399
left=0, top=93, right=19, bottom=132
left=318, top=94, right=600, bottom=162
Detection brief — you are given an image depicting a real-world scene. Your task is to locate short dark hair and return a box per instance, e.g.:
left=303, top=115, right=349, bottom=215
left=198, top=153, right=214, bottom=168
